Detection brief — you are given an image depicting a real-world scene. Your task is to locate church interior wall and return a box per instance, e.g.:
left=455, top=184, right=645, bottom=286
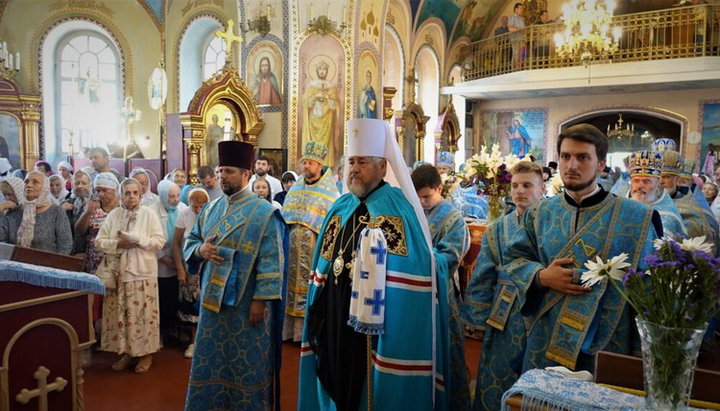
left=475, top=87, right=720, bottom=166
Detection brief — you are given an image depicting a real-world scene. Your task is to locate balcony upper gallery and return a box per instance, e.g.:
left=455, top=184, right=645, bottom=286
left=449, top=4, right=720, bottom=100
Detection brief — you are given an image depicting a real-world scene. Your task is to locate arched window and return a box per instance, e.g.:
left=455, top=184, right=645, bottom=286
left=203, top=36, right=226, bottom=80
left=41, top=21, right=123, bottom=166
left=416, top=46, right=439, bottom=162
left=179, top=16, right=224, bottom=110
left=383, top=25, right=404, bottom=110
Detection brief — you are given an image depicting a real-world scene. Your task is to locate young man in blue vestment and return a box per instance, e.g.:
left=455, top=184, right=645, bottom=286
left=412, top=164, right=471, bottom=410
left=299, top=118, right=455, bottom=410
left=463, top=160, right=545, bottom=411
left=183, top=141, right=286, bottom=411
left=507, top=124, right=662, bottom=374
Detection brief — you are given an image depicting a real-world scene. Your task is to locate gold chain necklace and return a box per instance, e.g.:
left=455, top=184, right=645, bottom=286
left=332, top=215, right=367, bottom=284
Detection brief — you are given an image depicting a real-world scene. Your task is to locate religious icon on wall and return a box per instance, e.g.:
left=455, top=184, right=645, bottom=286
left=357, top=50, right=379, bottom=119
left=204, top=103, right=237, bottom=166
left=0, top=114, right=20, bottom=169
left=298, top=34, right=345, bottom=167
left=700, top=100, right=720, bottom=175
left=481, top=109, right=547, bottom=164
left=247, top=41, right=283, bottom=106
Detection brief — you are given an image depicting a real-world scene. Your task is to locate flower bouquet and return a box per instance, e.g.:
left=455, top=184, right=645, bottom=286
left=581, top=236, right=720, bottom=410
left=460, top=143, right=523, bottom=221
left=549, top=172, right=564, bottom=196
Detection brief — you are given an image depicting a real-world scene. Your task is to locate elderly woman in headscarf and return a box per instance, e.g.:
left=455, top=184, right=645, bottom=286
left=76, top=172, right=121, bottom=326
left=57, top=161, right=74, bottom=191
left=172, top=187, right=209, bottom=358
left=0, top=171, right=72, bottom=254
left=129, top=167, right=160, bottom=207
left=0, top=176, right=25, bottom=214
left=150, top=179, right=187, bottom=343
left=95, top=178, right=165, bottom=373
left=61, top=169, right=94, bottom=254
left=49, top=174, right=70, bottom=204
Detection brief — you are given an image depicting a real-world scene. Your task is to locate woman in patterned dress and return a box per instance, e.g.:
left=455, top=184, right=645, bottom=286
left=95, top=178, right=165, bottom=373
left=76, top=173, right=120, bottom=323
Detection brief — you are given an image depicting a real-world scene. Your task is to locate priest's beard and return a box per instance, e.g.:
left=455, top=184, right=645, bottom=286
left=255, top=169, right=267, bottom=177
left=631, top=188, right=660, bottom=205
left=563, top=174, right=597, bottom=193
left=347, top=178, right=379, bottom=198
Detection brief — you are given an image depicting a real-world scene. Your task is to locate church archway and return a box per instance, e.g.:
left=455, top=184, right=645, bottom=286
left=560, top=107, right=686, bottom=170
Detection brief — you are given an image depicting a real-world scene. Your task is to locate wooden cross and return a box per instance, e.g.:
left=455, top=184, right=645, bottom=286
left=215, top=19, right=243, bottom=62
left=15, top=366, right=68, bottom=411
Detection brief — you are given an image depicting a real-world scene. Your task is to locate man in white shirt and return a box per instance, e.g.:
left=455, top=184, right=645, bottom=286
left=249, top=155, right=283, bottom=198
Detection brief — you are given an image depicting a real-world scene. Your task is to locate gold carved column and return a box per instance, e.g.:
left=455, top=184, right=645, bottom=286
left=20, top=101, right=41, bottom=171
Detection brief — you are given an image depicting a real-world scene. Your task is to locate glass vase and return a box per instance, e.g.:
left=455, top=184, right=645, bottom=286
left=636, top=318, right=706, bottom=410
left=487, top=195, right=504, bottom=222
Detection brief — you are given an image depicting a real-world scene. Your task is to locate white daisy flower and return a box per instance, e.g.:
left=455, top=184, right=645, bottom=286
left=581, top=253, right=631, bottom=287
left=680, top=236, right=713, bottom=254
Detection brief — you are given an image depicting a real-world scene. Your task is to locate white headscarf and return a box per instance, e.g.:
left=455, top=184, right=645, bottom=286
left=57, top=161, right=74, bottom=174
left=93, top=172, right=120, bottom=195
left=48, top=175, right=69, bottom=204
left=1, top=176, right=26, bottom=204
left=18, top=171, right=52, bottom=248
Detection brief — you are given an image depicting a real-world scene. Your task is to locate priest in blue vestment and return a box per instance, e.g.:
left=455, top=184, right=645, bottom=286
left=627, top=150, right=686, bottom=238
left=661, top=150, right=719, bottom=252
left=412, top=164, right=471, bottom=410
left=507, top=124, right=661, bottom=373
left=184, top=141, right=286, bottom=411
left=299, top=119, right=454, bottom=410
left=463, top=160, right=546, bottom=411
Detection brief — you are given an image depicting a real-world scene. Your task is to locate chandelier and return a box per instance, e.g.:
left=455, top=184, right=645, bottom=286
left=607, top=113, right=636, bottom=140
left=554, top=0, right=622, bottom=63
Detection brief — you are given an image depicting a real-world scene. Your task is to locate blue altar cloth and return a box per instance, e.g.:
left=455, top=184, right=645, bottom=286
left=0, top=259, right=105, bottom=295
left=501, top=369, right=704, bottom=411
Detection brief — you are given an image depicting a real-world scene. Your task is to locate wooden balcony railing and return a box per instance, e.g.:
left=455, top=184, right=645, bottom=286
left=462, top=5, right=720, bottom=81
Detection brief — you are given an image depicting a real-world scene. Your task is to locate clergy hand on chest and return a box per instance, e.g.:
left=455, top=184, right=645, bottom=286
left=537, top=257, right=590, bottom=295
left=198, top=234, right=224, bottom=264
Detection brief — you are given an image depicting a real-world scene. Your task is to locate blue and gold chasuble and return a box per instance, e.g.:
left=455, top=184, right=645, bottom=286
left=674, top=187, right=719, bottom=251
left=299, top=183, right=453, bottom=410
left=282, top=167, right=339, bottom=318
left=462, top=210, right=528, bottom=411
left=426, top=200, right=471, bottom=411
left=184, top=190, right=286, bottom=411
left=651, top=189, right=686, bottom=238
left=507, top=191, right=657, bottom=372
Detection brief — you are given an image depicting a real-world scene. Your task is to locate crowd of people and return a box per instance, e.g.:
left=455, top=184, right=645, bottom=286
left=1, top=120, right=719, bottom=410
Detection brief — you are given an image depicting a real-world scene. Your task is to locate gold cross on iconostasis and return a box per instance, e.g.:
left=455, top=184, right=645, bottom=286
left=215, top=19, right=243, bottom=62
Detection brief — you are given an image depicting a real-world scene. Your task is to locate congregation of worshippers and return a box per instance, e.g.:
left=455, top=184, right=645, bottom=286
left=1, top=118, right=719, bottom=410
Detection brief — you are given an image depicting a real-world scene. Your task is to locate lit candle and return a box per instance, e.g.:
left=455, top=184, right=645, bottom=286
left=14, top=52, right=19, bottom=71
left=326, top=2, right=330, bottom=17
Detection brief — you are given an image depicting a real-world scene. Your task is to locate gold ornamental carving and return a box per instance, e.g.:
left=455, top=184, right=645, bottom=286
left=181, top=63, right=264, bottom=175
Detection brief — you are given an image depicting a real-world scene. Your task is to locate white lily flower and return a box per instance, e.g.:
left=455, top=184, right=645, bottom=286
left=581, top=253, right=631, bottom=287
left=680, top=236, right=713, bottom=254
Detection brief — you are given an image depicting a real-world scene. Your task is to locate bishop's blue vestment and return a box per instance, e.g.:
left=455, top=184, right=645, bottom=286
left=507, top=189, right=657, bottom=372
left=299, top=182, right=453, bottom=410
left=184, top=188, right=286, bottom=411
left=463, top=209, right=527, bottom=410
